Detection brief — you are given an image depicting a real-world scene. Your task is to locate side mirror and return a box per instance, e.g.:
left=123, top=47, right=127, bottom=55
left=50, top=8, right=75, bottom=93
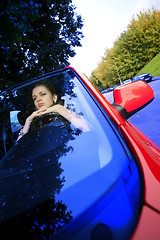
left=112, top=81, right=154, bottom=119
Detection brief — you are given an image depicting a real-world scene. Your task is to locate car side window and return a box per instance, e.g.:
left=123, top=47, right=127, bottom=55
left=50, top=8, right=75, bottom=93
left=10, top=111, right=22, bottom=133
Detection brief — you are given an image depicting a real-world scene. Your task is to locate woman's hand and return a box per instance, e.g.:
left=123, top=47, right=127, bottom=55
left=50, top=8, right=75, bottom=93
left=17, top=104, right=90, bottom=142
left=27, top=107, right=48, bottom=122
left=47, top=104, right=90, bottom=132
left=17, top=107, right=49, bottom=141
left=28, top=105, right=60, bottom=121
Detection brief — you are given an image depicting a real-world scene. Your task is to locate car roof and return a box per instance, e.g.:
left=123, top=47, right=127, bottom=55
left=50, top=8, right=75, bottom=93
left=1, top=68, right=66, bottom=93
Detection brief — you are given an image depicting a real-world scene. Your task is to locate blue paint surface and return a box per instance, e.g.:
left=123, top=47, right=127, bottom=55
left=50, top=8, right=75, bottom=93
left=129, top=76, right=160, bottom=147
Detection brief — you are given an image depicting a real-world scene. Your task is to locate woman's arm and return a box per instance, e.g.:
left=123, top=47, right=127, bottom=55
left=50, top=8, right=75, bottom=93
left=17, top=104, right=90, bottom=141
left=42, top=104, right=90, bottom=132
left=17, top=108, right=47, bottom=140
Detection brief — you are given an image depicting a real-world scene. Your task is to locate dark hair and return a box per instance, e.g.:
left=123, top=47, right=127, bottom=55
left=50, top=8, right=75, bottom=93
left=32, top=80, right=55, bottom=95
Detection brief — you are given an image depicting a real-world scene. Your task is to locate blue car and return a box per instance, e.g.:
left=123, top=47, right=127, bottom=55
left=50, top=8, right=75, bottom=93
left=132, top=73, right=152, bottom=82
left=101, top=87, right=114, bottom=94
left=122, top=79, right=132, bottom=85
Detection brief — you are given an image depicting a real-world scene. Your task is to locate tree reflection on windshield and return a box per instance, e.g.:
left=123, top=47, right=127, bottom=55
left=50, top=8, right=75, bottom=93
left=0, top=122, right=82, bottom=238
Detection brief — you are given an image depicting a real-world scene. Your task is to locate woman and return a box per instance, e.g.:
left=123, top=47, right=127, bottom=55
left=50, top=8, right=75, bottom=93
left=17, top=82, right=90, bottom=140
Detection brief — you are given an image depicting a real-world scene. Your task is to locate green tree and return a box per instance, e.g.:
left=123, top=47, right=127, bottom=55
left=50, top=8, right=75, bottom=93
left=91, top=8, right=160, bottom=88
left=0, top=0, right=83, bottom=88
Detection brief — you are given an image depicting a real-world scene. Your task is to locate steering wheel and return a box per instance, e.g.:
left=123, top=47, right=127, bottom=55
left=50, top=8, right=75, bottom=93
left=30, top=112, right=68, bottom=130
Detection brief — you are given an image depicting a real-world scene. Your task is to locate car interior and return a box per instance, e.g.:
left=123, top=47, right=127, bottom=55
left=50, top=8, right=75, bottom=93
left=0, top=72, right=77, bottom=160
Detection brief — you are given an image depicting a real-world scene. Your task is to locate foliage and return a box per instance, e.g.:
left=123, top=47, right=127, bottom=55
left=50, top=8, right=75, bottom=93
left=138, top=52, right=160, bottom=77
left=0, top=0, right=83, bottom=89
left=90, top=8, right=160, bottom=88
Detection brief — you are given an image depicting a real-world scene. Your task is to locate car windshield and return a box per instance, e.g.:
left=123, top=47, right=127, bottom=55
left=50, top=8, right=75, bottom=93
left=0, top=69, right=142, bottom=238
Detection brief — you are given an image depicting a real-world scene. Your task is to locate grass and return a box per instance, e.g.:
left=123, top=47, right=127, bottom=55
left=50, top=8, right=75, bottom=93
left=138, top=52, right=160, bottom=77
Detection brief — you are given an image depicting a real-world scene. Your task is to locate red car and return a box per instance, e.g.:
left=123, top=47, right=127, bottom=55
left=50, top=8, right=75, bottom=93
left=0, top=67, right=160, bottom=239
left=81, top=71, right=160, bottom=240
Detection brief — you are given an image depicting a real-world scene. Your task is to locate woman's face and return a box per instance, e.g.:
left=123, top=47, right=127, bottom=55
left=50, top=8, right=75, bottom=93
left=32, top=85, right=57, bottom=109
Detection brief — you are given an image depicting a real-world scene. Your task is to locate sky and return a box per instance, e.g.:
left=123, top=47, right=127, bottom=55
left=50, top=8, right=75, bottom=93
left=70, top=0, right=160, bottom=77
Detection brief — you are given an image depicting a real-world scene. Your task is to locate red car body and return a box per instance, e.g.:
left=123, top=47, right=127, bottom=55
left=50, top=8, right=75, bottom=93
left=1, top=66, right=159, bottom=238
left=73, top=68, right=160, bottom=239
